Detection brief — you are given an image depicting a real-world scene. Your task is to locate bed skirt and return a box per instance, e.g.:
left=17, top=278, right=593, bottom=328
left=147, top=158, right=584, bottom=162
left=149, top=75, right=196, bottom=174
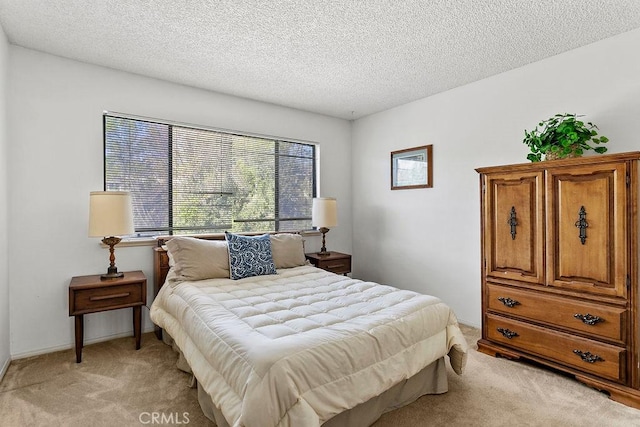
left=164, top=331, right=448, bottom=426
left=199, top=358, right=448, bottom=427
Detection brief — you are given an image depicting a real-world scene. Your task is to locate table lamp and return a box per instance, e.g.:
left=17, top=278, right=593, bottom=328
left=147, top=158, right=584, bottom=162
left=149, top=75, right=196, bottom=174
left=89, top=191, right=134, bottom=279
left=312, top=197, right=337, bottom=256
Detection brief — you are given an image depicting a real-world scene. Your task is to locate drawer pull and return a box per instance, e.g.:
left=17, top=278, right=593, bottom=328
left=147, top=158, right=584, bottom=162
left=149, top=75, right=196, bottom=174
left=498, top=297, right=520, bottom=308
left=90, top=292, right=131, bottom=301
left=573, top=349, right=604, bottom=364
left=507, top=206, right=518, bottom=240
left=497, top=328, right=519, bottom=339
left=327, top=264, right=345, bottom=269
left=574, top=313, right=603, bottom=326
left=574, top=206, right=589, bottom=245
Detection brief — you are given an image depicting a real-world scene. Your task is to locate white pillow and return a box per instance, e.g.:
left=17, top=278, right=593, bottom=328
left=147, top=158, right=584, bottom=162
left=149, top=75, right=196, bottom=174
left=270, top=234, right=307, bottom=269
left=165, top=237, right=230, bottom=281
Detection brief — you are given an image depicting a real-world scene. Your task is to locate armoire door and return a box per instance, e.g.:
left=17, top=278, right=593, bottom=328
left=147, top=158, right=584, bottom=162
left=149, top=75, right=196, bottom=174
left=483, top=171, right=544, bottom=284
left=546, top=162, right=628, bottom=298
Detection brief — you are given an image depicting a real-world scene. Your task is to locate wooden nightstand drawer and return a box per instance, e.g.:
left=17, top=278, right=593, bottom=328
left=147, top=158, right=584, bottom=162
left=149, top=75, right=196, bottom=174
left=306, top=252, right=351, bottom=275
left=317, top=257, right=351, bottom=274
left=71, top=283, right=144, bottom=314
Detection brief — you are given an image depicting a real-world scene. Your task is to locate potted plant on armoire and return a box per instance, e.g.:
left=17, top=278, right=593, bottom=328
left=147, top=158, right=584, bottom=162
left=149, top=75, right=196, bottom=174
left=522, top=113, right=608, bottom=162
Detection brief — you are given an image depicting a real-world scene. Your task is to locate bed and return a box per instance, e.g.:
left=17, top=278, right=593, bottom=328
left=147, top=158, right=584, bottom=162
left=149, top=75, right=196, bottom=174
left=150, top=233, right=467, bottom=427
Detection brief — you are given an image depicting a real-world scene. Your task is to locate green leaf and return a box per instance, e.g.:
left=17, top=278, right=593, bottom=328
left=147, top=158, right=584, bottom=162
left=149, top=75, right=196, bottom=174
left=594, top=147, right=608, bottom=154
left=524, top=113, right=608, bottom=161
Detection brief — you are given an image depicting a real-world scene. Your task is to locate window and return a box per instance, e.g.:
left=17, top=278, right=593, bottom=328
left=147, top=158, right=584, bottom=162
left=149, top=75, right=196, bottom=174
left=104, top=113, right=316, bottom=236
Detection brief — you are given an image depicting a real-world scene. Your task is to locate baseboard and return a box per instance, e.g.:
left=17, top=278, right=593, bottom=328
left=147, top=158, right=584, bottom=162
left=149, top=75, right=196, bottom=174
left=0, top=356, right=10, bottom=382
left=10, top=325, right=156, bottom=360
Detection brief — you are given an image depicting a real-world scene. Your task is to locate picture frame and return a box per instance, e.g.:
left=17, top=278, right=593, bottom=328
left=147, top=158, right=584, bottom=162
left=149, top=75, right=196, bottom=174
left=391, top=144, right=433, bottom=190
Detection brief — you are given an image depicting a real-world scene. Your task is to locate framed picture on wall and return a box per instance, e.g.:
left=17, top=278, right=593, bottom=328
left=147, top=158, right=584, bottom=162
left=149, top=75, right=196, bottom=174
left=391, top=144, right=433, bottom=190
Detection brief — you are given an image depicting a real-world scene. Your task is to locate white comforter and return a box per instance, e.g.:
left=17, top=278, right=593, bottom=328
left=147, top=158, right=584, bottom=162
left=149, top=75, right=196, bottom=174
left=150, top=265, right=467, bottom=427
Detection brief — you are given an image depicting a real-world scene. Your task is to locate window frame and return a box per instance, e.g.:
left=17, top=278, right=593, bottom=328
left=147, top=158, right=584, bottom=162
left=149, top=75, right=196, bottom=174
left=103, top=111, right=319, bottom=238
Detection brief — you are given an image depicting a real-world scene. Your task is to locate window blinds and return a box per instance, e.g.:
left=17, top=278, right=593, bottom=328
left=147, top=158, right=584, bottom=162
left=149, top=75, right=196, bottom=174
left=104, top=114, right=316, bottom=236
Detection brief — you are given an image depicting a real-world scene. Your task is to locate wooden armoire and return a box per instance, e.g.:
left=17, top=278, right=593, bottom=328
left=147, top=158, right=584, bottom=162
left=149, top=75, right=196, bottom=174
left=476, top=151, right=640, bottom=408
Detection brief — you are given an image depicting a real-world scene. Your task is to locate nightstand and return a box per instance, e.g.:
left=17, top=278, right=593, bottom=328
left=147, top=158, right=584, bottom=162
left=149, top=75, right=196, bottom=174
left=305, top=252, right=351, bottom=275
left=69, top=271, right=147, bottom=363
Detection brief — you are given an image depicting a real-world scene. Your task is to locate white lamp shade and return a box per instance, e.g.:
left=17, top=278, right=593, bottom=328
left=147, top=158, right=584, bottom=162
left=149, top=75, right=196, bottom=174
left=312, top=197, right=338, bottom=228
left=89, top=191, right=135, bottom=237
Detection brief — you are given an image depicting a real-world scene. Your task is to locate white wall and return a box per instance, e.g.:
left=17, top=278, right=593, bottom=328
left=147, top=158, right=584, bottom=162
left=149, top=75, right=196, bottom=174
left=352, top=28, right=640, bottom=327
left=0, top=23, right=10, bottom=375
left=7, top=46, right=352, bottom=357
left=8, top=27, right=640, bottom=358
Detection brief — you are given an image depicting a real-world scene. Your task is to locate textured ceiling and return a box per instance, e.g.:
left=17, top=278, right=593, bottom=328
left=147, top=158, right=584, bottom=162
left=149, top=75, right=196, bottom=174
left=1, top=1, right=640, bottom=119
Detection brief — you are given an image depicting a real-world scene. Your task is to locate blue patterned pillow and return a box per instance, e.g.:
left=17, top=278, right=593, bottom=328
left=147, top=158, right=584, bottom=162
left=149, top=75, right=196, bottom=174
left=225, top=232, right=277, bottom=280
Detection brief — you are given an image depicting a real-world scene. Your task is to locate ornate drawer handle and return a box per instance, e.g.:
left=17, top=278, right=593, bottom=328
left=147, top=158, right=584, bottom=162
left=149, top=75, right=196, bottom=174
left=507, top=206, right=518, bottom=240
left=574, top=313, right=604, bottom=326
left=574, top=206, right=589, bottom=245
left=497, top=327, right=519, bottom=339
left=498, top=297, right=521, bottom=308
left=573, top=349, right=604, bottom=363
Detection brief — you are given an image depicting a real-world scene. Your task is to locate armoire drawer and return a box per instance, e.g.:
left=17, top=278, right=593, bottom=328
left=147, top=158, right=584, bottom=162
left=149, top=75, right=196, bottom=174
left=486, top=314, right=626, bottom=383
left=487, top=283, right=626, bottom=343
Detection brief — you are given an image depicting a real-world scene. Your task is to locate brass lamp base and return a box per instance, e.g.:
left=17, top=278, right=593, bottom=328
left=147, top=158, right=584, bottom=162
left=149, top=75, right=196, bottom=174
left=317, top=227, right=331, bottom=256
left=101, top=267, right=124, bottom=280
left=100, top=236, right=124, bottom=280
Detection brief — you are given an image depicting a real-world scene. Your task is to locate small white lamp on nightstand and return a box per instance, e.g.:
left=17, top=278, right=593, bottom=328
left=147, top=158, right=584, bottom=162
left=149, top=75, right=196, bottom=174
left=312, top=197, right=337, bottom=256
left=89, top=191, right=134, bottom=279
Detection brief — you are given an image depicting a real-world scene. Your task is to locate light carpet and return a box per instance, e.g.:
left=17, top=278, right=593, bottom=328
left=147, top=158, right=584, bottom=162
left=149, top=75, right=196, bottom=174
left=1, top=325, right=639, bottom=426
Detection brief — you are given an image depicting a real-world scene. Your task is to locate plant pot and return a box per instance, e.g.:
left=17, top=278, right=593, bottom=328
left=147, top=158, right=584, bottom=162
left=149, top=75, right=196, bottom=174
left=544, top=149, right=581, bottom=161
